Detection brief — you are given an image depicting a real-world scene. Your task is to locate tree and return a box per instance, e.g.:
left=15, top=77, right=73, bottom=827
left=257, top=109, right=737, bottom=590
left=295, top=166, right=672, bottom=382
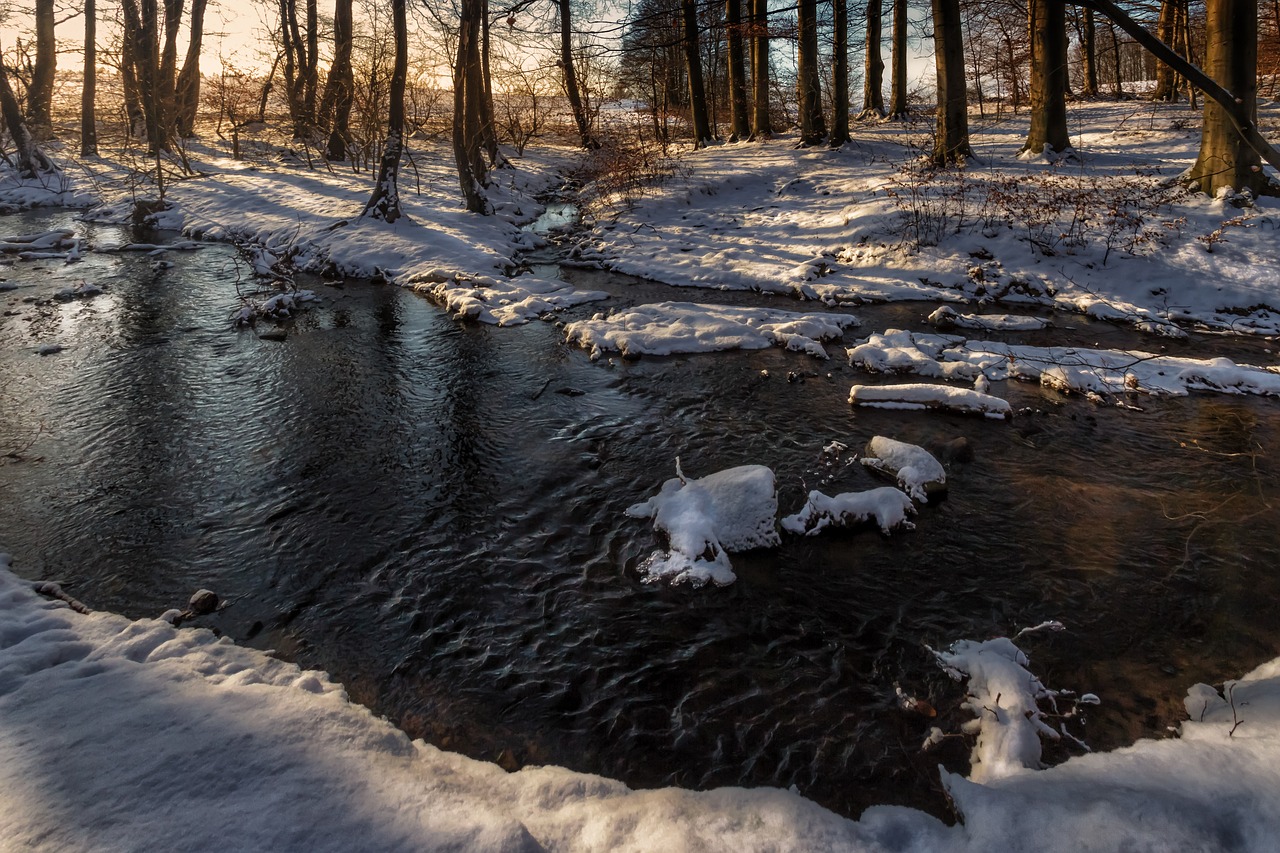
left=175, top=0, right=210, bottom=137
left=931, top=0, right=971, bottom=165
left=559, top=0, right=596, bottom=148
left=319, top=0, right=355, bottom=160
left=1022, top=0, right=1071, bottom=157
left=1076, top=7, right=1099, bottom=98
left=452, top=0, right=491, bottom=213
left=28, top=0, right=55, bottom=133
left=750, top=0, right=772, bottom=138
left=726, top=0, right=750, bottom=141
left=82, top=0, right=98, bottom=155
left=858, top=0, right=886, bottom=120
left=0, top=51, right=55, bottom=175
left=887, top=0, right=909, bottom=118
left=364, top=0, right=408, bottom=221
left=829, top=0, right=851, bottom=143
left=1184, top=0, right=1268, bottom=196
left=796, top=0, right=825, bottom=144
left=121, top=0, right=168, bottom=151
left=681, top=0, right=713, bottom=145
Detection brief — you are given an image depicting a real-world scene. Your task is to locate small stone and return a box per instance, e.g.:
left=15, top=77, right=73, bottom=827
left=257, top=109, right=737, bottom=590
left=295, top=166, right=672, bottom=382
left=258, top=329, right=288, bottom=342
left=188, top=589, right=219, bottom=615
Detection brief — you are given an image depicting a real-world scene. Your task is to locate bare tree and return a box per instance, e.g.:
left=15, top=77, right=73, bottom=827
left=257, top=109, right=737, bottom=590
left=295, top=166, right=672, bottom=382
left=176, top=0, right=210, bottom=137
left=931, top=0, right=971, bottom=165
left=829, top=0, right=851, bottom=143
left=726, top=0, right=750, bottom=141
left=0, top=50, right=56, bottom=175
left=453, top=0, right=491, bottom=213
left=749, top=0, right=772, bottom=138
left=559, top=0, right=596, bottom=148
left=796, top=0, right=825, bottom=144
left=681, top=0, right=713, bottom=145
left=364, top=0, right=408, bottom=220
left=82, top=0, right=98, bottom=155
left=320, top=0, right=355, bottom=160
left=858, top=0, right=886, bottom=120
left=887, top=0, right=909, bottom=118
left=1022, top=0, right=1071, bottom=157
left=28, top=0, right=55, bottom=134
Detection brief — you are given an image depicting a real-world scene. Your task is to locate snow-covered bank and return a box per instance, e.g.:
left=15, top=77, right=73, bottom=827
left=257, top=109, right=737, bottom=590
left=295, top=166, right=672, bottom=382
left=573, top=101, right=1280, bottom=338
left=5, top=553, right=1280, bottom=852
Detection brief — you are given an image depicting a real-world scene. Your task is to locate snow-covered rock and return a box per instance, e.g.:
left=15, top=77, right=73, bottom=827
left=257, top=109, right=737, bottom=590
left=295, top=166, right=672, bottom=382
left=861, top=437, right=947, bottom=502
left=780, top=487, right=916, bottom=536
left=848, top=384, right=1013, bottom=419
left=626, top=463, right=779, bottom=587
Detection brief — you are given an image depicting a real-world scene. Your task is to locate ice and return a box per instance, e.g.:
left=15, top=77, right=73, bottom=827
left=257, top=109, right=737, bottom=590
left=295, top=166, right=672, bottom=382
left=626, top=462, right=779, bottom=587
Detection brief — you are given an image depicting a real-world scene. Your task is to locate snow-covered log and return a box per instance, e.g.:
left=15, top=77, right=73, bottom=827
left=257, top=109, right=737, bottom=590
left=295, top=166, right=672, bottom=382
left=780, top=487, right=916, bottom=536
left=848, top=383, right=1012, bottom=419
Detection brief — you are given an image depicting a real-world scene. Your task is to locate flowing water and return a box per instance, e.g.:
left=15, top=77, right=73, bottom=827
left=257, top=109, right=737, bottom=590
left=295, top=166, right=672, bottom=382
left=2, top=209, right=1279, bottom=820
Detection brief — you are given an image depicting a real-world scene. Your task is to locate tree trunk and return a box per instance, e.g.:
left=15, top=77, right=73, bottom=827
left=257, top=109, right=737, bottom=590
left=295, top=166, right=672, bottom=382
left=750, top=0, right=772, bottom=138
left=28, top=0, right=55, bottom=133
left=452, top=0, right=490, bottom=214
left=681, top=0, right=713, bottom=145
left=726, top=0, right=750, bottom=141
left=931, top=0, right=971, bottom=165
left=122, top=0, right=168, bottom=151
left=796, top=0, right=825, bottom=144
left=1109, top=19, right=1123, bottom=97
left=364, top=0, right=407, bottom=221
left=1185, top=0, right=1267, bottom=196
left=829, top=0, right=851, bottom=143
left=479, top=0, right=504, bottom=166
left=858, top=0, right=885, bottom=119
left=1152, top=0, right=1177, bottom=101
left=82, top=0, right=98, bottom=155
left=0, top=59, right=55, bottom=175
left=175, top=0, right=209, bottom=137
left=1023, top=0, right=1071, bottom=157
left=304, top=0, right=319, bottom=122
left=320, top=0, right=354, bottom=161
left=1080, top=8, right=1099, bottom=98
left=559, top=0, right=595, bottom=148
left=887, top=0, right=909, bottom=118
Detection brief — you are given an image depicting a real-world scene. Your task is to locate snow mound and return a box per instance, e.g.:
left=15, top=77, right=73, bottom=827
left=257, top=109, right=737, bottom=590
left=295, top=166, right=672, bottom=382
left=931, top=637, right=1066, bottom=783
left=861, top=437, right=946, bottom=501
left=849, top=383, right=1013, bottom=419
left=626, top=463, right=779, bottom=587
left=780, top=487, right=916, bottom=536
left=411, top=273, right=608, bottom=326
left=928, top=305, right=1049, bottom=332
left=565, top=302, right=860, bottom=360
left=849, top=329, right=1280, bottom=399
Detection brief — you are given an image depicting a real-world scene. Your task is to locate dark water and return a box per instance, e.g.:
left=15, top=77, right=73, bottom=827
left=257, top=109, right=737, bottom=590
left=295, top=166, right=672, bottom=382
left=2, top=210, right=1279, bottom=820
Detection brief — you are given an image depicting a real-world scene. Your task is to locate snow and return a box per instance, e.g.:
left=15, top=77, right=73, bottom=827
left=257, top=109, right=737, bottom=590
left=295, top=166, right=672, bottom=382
left=780, top=487, right=917, bottom=536
left=848, top=329, right=1280, bottom=399
left=860, top=437, right=947, bottom=502
left=565, top=302, right=860, bottom=360
left=928, top=305, right=1049, bottom=332
left=7, top=551, right=1280, bottom=851
left=625, top=463, right=780, bottom=587
left=848, top=383, right=1014, bottom=419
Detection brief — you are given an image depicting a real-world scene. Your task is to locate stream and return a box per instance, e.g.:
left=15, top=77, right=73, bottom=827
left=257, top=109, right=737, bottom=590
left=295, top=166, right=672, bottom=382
left=2, top=208, right=1278, bottom=820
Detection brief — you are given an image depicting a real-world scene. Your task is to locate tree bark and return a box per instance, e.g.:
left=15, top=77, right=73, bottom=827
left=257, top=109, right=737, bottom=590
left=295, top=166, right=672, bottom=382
left=750, top=0, right=772, bottom=138
left=796, top=0, right=825, bottom=144
left=829, top=0, right=851, bottom=143
left=364, top=0, right=407, bottom=221
left=726, top=0, right=750, bottom=141
left=858, top=0, right=885, bottom=119
left=887, top=0, right=909, bottom=118
left=82, top=0, right=98, bottom=155
left=122, top=0, right=168, bottom=151
left=320, top=0, right=354, bottom=160
left=28, top=0, right=56, bottom=133
left=931, top=0, right=971, bottom=165
left=1023, top=0, right=1071, bottom=157
left=176, top=0, right=209, bottom=137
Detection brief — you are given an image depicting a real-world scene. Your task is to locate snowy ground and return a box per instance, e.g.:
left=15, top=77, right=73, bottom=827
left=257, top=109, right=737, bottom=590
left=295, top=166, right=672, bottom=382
left=3, top=101, right=1280, bottom=849
left=5, top=554, right=1280, bottom=852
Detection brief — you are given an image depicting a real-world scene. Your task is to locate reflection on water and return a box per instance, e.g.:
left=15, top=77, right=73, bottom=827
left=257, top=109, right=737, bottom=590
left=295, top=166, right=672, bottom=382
left=1, top=210, right=1278, bottom=820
